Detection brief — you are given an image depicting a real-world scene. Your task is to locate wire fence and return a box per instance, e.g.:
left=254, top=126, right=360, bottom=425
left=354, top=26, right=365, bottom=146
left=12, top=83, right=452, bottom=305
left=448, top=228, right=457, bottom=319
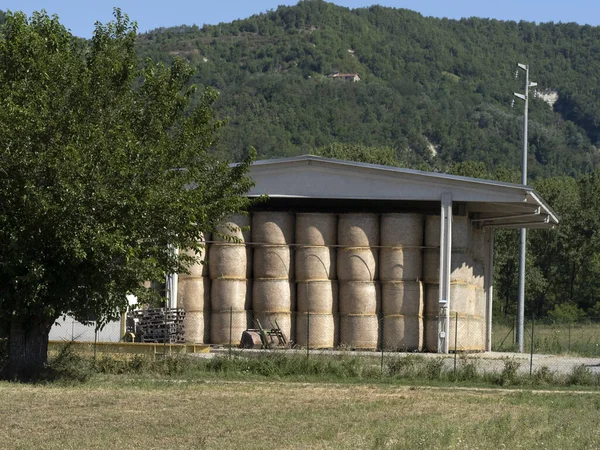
left=49, top=309, right=600, bottom=379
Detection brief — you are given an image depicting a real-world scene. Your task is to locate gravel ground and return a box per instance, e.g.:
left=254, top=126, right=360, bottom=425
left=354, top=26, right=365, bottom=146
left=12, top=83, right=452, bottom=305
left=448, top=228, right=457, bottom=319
left=197, top=347, right=600, bottom=375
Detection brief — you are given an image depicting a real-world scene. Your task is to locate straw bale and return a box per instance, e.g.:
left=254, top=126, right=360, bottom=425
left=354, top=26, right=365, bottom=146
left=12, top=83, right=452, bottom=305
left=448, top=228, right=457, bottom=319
left=379, top=248, right=422, bottom=281
left=210, top=310, right=249, bottom=345
left=423, top=282, right=480, bottom=316
left=252, top=279, right=292, bottom=312
left=380, top=213, right=424, bottom=247
left=337, top=247, right=378, bottom=281
left=471, top=227, right=485, bottom=262
left=473, top=287, right=486, bottom=318
left=209, top=244, right=249, bottom=280
left=422, top=249, right=474, bottom=283
left=338, top=213, right=379, bottom=247
left=253, top=311, right=293, bottom=343
left=178, top=277, right=210, bottom=312
left=179, top=241, right=210, bottom=277
left=296, top=213, right=337, bottom=246
left=424, top=215, right=470, bottom=251
left=253, top=245, right=293, bottom=279
left=449, top=283, right=476, bottom=316
left=449, top=316, right=486, bottom=352
left=424, top=318, right=438, bottom=352
left=296, top=280, right=338, bottom=313
left=339, top=314, right=379, bottom=349
left=339, top=281, right=380, bottom=315
left=424, top=215, right=440, bottom=247
left=382, top=315, right=423, bottom=351
left=210, top=278, right=251, bottom=311
left=452, top=215, right=471, bottom=250
left=295, top=246, right=336, bottom=281
left=295, top=313, right=336, bottom=348
left=381, top=281, right=423, bottom=316
left=183, top=311, right=209, bottom=344
left=252, top=211, right=294, bottom=244
left=214, top=214, right=251, bottom=242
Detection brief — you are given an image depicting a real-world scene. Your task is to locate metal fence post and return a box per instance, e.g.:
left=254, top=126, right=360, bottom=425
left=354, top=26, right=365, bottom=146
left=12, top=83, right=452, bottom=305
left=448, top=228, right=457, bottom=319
left=453, top=312, right=458, bottom=378
left=530, top=316, right=535, bottom=376
left=380, top=316, right=384, bottom=375
left=306, top=310, right=310, bottom=361
left=229, top=306, right=233, bottom=360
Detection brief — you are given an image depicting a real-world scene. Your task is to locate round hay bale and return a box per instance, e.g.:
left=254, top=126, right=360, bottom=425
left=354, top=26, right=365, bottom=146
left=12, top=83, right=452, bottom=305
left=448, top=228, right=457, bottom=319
left=471, top=227, right=485, bottom=262
left=338, top=213, right=379, bottom=247
left=295, top=246, right=336, bottom=281
left=296, top=213, right=337, bottom=246
left=296, top=280, right=338, bottom=313
left=379, top=248, right=422, bottom=281
left=424, top=215, right=470, bottom=250
left=210, top=278, right=250, bottom=311
left=422, top=249, right=474, bottom=283
left=452, top=216, right=471, bottom=251
left=472, top=260, right=485, bottom=288
left=424, top=317, right=438, bottom=352
left=253, top=245, right=292, bottom=279
left=424, top=283, right=440, bottom=318
left=337, top=247, right=378, bottom=281
left=183, top=311, right=209, bottom=344
left=209, top=244, right=249, bottom=280
left=178, top=277, right=210, bottom=312
left=339, top=314, right=379, bottom=349
left=424, top=215, right=440, bottom=247
left=210, top=310, right=249, bottom=345
left=252, top=212, right=294, bottom=244
left=179, top=242, right=210, bottom=277
left=381, top=281, right=423, bottom=316
left=214, top=214, right=251, bottom=242
left=450, top=283, right=476, bottom=316
left=252, top=279, right=292, bottom=312
left=339, top=281, right=380, bottom=315
left=382, top=315, right=423, bottom=351
left=449, top=316, right=486, bottom=352
left=473, top=287, right=486, bottom=318
left=253, top=311, right=293, bottom=343
left=380, top=214, right=424, bottom=247
left=295, top=313, right=336, bottom=348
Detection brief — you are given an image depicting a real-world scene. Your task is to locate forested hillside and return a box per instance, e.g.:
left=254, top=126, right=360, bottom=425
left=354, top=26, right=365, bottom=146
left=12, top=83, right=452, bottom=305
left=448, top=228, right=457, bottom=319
left=136, top=0, right=600, bottom=178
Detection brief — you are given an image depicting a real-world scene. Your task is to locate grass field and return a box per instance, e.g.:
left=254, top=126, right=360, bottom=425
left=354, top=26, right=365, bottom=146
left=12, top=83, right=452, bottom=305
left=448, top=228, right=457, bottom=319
left=492, top=320, right=600, bottom=356
left=1, top=377, right=599, bottom=449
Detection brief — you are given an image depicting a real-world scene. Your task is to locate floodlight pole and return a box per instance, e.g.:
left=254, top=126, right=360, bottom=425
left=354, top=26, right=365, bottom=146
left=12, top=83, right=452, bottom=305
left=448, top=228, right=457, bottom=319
left=514, top=63, right=537, bottom=353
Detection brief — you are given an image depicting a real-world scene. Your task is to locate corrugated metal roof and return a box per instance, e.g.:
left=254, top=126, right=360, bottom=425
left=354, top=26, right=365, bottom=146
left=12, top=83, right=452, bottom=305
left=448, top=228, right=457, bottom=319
left=245, top=155, right=559, bottom=228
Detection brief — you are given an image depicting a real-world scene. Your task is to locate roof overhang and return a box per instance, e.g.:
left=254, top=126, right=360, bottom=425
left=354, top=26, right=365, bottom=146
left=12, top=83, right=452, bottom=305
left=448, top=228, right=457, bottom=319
left=244, top=155, right=558, bottom=229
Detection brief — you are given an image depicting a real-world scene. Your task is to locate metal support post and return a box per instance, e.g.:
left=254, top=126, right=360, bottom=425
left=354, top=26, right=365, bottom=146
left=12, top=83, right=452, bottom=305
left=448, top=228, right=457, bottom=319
left=484, top=228, right=495, bottom=351
left=438, top=192, right=452, bottom=353
left=514, top=63, right=536, bottom=353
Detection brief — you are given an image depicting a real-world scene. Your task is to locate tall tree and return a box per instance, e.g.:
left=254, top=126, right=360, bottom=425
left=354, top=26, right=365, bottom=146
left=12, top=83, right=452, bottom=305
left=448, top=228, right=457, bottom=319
left=0, top=10, right=255, bottom=380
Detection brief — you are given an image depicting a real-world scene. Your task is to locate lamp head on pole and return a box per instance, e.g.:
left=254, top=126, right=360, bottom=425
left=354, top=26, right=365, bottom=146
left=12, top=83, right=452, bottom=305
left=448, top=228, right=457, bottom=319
left=517, top=63, right=528, bottom=71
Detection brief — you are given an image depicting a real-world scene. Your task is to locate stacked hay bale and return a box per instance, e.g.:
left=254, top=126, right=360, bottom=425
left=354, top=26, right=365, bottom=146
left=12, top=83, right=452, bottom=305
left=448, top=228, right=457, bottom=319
left=338, top=214, right=380, bottom=349
left=178, top=234, right=211, bottom=343
left=209, top=215, right=252, bottom=345
left=470, top=227, right=487, bottom=349
left=423, top=215, right=485, bottom=351
left=295, top=213, right=338, bottom=348
left=252, top=212, right=295, bottom=342
left=380, top=214, right=424, bottom=351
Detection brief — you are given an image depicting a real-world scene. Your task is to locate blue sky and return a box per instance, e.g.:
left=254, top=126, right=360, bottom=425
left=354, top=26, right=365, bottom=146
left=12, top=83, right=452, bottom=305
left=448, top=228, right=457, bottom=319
left=7, top=0, right=600, bottom=38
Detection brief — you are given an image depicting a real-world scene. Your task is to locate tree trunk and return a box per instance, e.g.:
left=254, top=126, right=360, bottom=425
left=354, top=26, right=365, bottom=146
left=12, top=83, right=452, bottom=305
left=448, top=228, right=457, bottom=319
left=3, top=315, right=54, bottom=381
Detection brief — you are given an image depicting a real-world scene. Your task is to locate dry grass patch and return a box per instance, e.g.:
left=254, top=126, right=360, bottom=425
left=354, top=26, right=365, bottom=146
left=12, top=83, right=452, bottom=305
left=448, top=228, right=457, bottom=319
left=1, top=380, right=600, bottom=449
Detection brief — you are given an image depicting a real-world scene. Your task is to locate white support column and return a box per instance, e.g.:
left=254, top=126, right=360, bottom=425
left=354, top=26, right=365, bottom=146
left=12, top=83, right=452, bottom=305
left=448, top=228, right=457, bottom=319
left=438, top=193, right=452, bottom=353
left=484, top=227, right=495, bottom=352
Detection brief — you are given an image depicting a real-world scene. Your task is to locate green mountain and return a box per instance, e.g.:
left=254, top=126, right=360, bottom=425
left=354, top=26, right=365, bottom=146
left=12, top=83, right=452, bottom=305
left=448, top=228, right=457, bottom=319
left=134, top=1, right=600, bottom=177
